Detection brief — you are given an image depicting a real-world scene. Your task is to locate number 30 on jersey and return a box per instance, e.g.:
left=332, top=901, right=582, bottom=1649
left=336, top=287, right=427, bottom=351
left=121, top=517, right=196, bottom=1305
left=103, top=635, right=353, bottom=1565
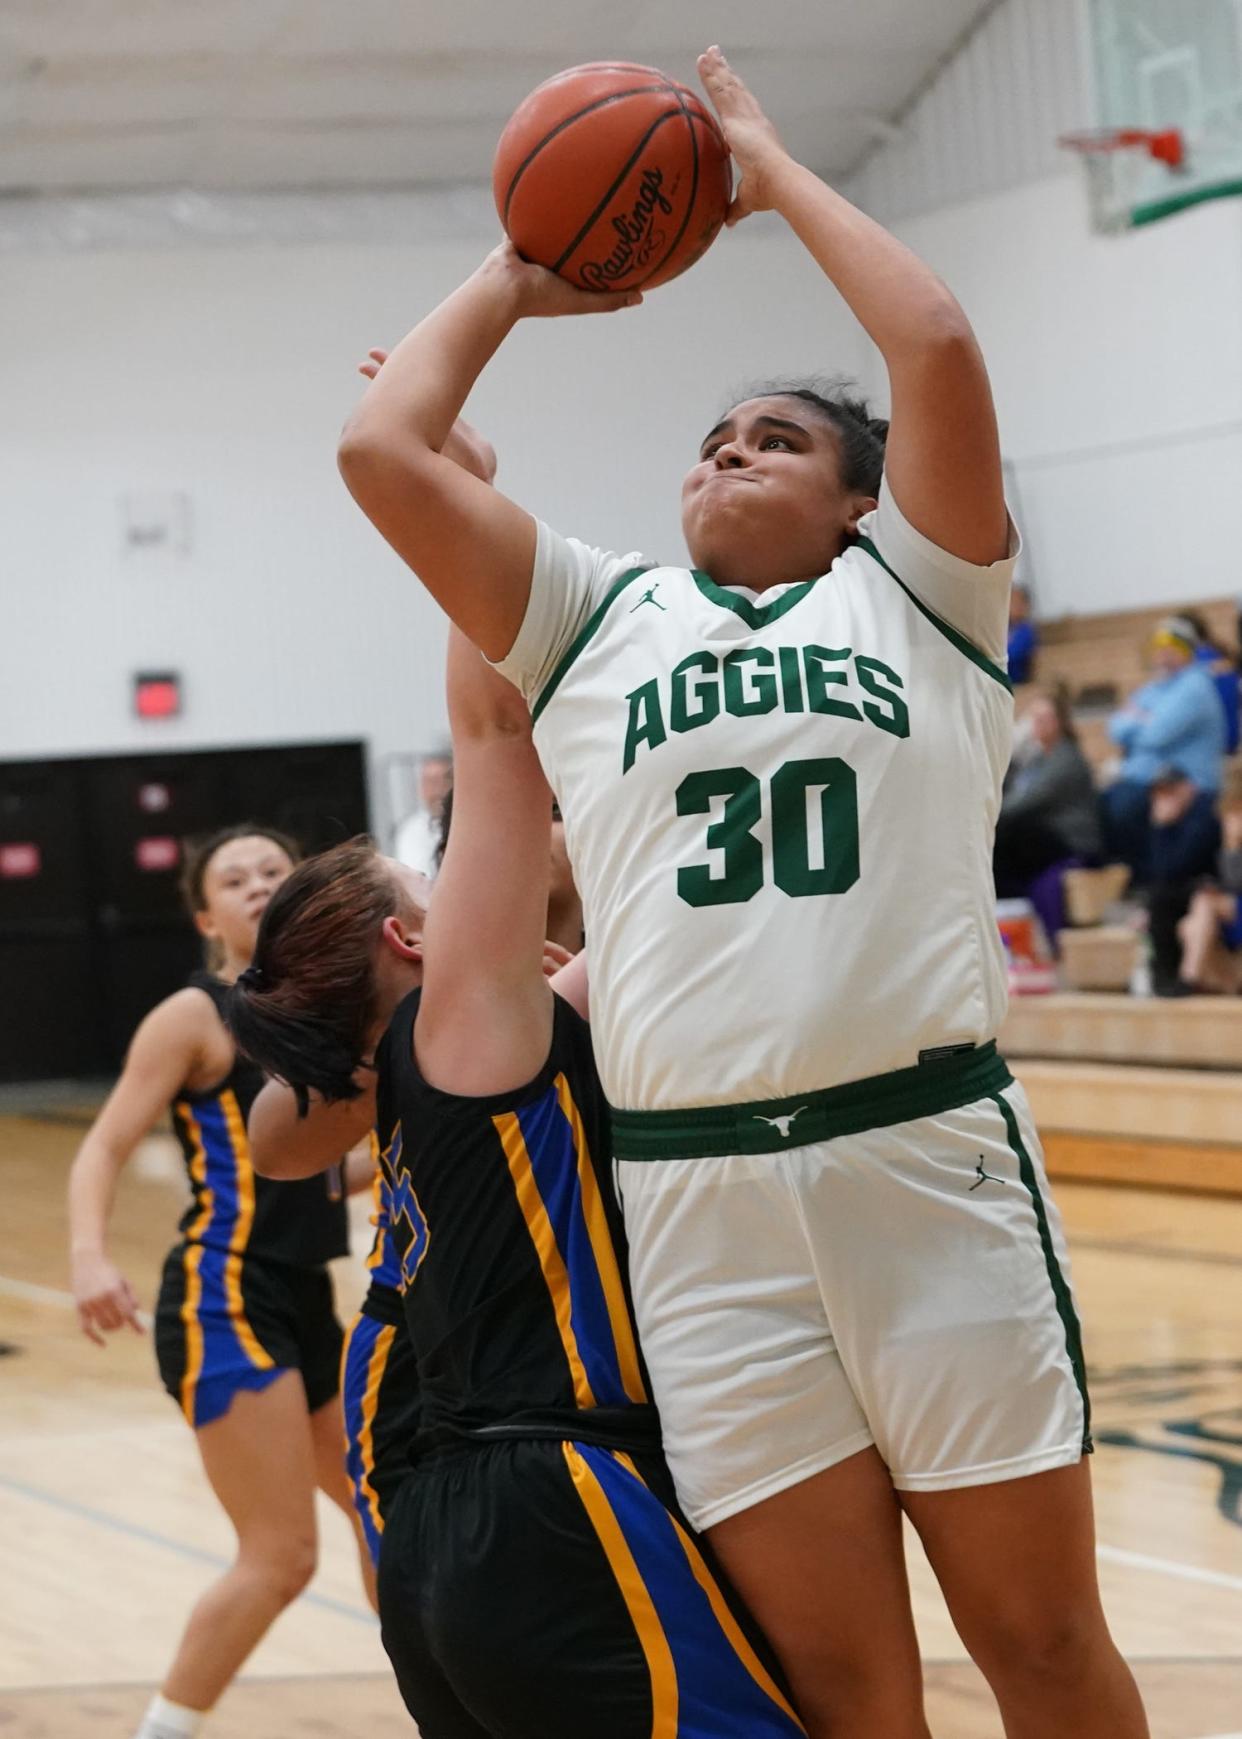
left=677, top=756, right=859, bottom=906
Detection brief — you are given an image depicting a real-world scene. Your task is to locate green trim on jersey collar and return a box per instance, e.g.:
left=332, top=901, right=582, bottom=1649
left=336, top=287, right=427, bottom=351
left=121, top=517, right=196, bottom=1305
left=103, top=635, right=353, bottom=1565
left=856, top=535, right=1013, bottom=693
left=612, top=1042, right=1012, bottom=1160
left=531, top=565, right=653, bottom=725
left=691, top=570, right=817, bottom=629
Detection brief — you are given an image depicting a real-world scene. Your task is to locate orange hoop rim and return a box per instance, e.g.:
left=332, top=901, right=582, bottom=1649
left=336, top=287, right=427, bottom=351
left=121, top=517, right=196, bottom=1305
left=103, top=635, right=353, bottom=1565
left=1059, top=127, right=1186, bottom=170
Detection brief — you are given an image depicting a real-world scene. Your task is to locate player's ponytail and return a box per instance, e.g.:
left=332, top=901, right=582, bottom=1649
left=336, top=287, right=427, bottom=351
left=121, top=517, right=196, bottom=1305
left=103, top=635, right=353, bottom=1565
left=225, top=838, right=423, bottom=1114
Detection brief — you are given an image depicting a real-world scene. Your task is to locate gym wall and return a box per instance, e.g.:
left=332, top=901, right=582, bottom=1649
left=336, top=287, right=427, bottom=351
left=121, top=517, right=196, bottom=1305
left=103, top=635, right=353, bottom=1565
left=0, top=218, right=865, bottom=808
left=847, top=0, right=1242, bottom=619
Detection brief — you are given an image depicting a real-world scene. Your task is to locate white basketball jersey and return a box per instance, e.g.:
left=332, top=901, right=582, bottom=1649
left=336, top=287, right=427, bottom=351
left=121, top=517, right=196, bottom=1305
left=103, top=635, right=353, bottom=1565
left=497, top=483, right=1018, bottom=1114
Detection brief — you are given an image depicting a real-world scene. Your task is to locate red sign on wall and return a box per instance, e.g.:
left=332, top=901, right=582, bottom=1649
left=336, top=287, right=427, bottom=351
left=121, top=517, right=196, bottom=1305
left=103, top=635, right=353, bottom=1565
left=134, top=836, right=180, bottom=873
left=0, top=842, right=41, bottom=879
left=134, top=673, right=182, bottom=719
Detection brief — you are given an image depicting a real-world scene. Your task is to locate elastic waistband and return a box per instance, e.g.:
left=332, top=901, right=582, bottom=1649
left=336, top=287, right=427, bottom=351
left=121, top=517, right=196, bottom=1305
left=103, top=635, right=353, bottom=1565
left=358, top=1282, right=405, bottom=1327
left=611, top=1043, right=1012, bottom=1161
left=419, top=1405, right=663, bottom=1459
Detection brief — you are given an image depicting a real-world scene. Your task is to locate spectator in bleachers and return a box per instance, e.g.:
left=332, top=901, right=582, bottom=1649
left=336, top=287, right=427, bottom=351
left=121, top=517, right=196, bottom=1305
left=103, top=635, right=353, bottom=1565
left=1161, top=764, right=1242, bottom=995
left=994, top=687, right=1102, bottom=897
left=1182, top=608, right=1241, bottom=754
left=1101, top=615, right=1226, bottom=884
left=1007, top=582, right=1037, bottom=684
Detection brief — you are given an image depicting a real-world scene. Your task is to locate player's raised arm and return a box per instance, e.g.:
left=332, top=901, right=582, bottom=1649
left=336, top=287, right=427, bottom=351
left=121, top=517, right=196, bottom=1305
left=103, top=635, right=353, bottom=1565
left=697, top=45, right=1007, bottom=569
left=414, top=627, right=562, bottom=1095
left=247, top=1074, right=377, bottom=1181
left=338, top=248, right=640, bottom=661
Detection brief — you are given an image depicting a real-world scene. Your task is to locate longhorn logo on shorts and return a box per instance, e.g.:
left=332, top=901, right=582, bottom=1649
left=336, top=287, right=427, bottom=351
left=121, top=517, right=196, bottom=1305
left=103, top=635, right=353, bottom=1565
left=753, top=1107, right=808, bottom=1141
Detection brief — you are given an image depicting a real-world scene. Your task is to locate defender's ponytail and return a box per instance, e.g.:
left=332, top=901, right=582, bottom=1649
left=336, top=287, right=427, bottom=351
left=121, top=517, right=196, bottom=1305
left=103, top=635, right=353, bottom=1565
left=225, top=838, right=419, bottom=1114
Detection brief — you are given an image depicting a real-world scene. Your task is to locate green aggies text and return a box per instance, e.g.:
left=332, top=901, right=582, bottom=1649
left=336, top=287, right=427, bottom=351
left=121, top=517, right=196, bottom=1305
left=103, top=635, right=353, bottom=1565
left=622, top=643, right=909, bottom=775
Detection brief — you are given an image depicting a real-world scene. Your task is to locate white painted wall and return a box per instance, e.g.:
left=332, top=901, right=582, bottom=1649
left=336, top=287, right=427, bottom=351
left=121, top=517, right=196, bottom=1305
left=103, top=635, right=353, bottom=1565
left=845, top=0, right=1242, bottom=623
left=848, top=0, right=1089, bottom=228
left=7, top=0, right=1240, bottom=816
left=895, top=172, right=1242, bottom=621
left=0, top=221, right=866, bottom=827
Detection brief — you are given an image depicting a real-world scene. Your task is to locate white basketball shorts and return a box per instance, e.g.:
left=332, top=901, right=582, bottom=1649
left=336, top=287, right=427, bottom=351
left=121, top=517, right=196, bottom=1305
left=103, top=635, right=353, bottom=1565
left=613, top=1071, right=1090, bottom=1533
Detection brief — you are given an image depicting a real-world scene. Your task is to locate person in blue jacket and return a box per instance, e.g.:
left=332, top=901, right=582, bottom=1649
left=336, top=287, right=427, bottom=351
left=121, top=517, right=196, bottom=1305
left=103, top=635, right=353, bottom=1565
left=1181, top=609, right=1241, bottom=755
left=1007, top=583, right=1038, bottom=684
left=1101, top=615, right=1226, bottom=883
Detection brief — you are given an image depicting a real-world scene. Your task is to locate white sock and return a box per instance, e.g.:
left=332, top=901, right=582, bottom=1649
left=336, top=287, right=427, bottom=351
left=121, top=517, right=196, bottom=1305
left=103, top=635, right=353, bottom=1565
left=134, top=1693, right=205, bottom=1738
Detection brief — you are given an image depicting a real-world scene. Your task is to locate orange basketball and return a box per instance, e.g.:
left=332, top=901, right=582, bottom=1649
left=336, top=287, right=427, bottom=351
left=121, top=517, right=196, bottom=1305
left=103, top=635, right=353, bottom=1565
left=493, top=62, right=732, bottom=294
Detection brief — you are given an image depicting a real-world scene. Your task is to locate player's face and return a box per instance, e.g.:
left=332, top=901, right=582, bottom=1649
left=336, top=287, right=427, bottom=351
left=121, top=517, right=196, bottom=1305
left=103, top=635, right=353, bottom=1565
left=1027, top=695, right=1060, bottom=749
left=196, top=836, right=294, bottom=963
left=419, top=756, right=452, bottom=812
left=1150, top=640, right=1191, bottom=676
left=680, top=397, right=872, bottom=588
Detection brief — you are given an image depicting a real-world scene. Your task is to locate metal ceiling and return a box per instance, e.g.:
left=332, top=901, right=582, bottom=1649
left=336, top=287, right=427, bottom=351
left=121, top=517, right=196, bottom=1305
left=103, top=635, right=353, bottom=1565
left=0, top=0, right=999, bottom=195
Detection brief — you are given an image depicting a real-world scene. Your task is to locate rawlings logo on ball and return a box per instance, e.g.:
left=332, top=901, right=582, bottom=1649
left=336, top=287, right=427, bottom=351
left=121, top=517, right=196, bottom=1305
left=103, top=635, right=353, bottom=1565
left=494, top=63, right=731, bottom=293
left=579, top=167, right=680, bottom=289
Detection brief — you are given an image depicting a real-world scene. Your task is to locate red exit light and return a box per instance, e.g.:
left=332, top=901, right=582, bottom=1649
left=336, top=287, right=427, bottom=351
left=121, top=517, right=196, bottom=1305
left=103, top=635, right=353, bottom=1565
left=0, top=842, right=41, bottom=879
left=134, top=672, right=181, bottom=719
left=135, top=836, right=180, bottom=872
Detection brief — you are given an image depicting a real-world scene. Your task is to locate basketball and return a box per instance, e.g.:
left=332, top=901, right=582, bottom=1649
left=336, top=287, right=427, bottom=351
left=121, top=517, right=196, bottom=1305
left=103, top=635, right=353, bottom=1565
left=493, top=62, right=732, bottom=293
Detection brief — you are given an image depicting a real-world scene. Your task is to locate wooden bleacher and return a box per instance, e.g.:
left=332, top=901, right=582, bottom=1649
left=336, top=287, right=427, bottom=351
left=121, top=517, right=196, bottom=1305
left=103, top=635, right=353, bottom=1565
left=1001, top=602, right=1242, bottom=1195
left=1016, top=596, right=1239, bottom=776
left=1000, top=994, right=1242, bottom=1196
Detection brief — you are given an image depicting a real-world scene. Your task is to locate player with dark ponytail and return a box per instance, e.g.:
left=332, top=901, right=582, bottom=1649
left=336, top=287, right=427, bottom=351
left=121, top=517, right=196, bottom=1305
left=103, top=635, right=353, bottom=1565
left=231, top=628, right=805, bottom=1738
left=67, top=825, right=372, bottom=1739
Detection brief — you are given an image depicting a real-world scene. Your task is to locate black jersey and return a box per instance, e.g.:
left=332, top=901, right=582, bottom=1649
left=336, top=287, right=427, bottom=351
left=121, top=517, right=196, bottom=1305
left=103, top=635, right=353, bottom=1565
left=171, top=971, right=348, bottom=1270
left=374, top=988, right=658, bottom=1456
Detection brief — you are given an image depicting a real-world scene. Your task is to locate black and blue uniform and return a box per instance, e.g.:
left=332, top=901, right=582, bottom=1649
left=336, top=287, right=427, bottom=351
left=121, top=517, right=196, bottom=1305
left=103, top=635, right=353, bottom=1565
left=340, top=1134, right=421, bottom=1567
left=373, top=988, right=804, bottom=1739
left=154, top=972, right=349, bottom=1430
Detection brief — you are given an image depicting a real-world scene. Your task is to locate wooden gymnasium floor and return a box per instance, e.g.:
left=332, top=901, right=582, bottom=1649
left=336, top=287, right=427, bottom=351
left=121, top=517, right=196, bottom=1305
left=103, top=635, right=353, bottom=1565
left=2, top=1090, right=1241, bottom=1738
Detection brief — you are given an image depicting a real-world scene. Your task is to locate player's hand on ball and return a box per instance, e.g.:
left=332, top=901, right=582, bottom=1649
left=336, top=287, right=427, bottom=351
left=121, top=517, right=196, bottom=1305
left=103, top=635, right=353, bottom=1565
left=484, top=241, right=643, bottom=317
left=72, top=1251, right=145, bottom=1346
left=697, top=46, right=791, bottom=225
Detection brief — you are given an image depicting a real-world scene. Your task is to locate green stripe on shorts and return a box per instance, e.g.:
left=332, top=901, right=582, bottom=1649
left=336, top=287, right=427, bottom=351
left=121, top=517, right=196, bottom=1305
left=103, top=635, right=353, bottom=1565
left=612, top=1043, right=1013, bottom=1161
left=989, top=1089, right=1093, bottom=1452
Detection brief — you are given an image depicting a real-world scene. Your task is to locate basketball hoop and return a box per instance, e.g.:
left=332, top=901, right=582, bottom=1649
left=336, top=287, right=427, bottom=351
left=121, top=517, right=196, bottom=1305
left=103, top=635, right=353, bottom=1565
left=1060, top=128, right=1187, bottom=233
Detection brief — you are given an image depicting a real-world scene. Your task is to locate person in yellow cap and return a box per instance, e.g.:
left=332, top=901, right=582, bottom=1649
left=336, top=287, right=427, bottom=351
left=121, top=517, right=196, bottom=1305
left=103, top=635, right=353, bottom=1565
left=1101, top=614, right=1226, bottom=884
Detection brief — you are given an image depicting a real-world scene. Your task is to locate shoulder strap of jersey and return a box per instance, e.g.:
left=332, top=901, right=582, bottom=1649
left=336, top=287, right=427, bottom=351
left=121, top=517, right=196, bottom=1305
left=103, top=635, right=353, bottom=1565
left=186, top=968, right=229, bottom=1016
left=856, top=535, right=1012, bottom=694
left=531, top=564, right=654, bottom=725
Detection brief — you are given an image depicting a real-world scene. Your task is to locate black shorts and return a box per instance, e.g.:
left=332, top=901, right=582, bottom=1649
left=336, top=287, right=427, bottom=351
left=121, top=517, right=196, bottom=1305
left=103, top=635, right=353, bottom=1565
left=342, top=1295, right=420, bottom=1569
left=154, top=1243, right=344, bottom=1430
left=377, top=1437, right=804, bottom=1739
